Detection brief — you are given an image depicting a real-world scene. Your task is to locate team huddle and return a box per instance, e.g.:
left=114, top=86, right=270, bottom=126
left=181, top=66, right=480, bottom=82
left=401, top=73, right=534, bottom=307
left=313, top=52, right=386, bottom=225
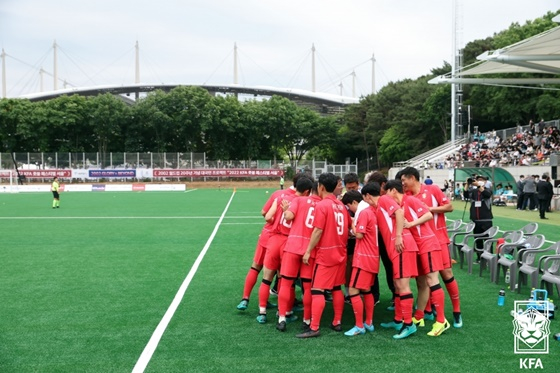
left=237, top=167, right=463, bottom=339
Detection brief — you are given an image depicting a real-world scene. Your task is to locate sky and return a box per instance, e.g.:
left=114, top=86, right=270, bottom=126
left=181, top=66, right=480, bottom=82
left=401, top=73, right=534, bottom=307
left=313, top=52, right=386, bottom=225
left=0, top=0, right=559, bottom=99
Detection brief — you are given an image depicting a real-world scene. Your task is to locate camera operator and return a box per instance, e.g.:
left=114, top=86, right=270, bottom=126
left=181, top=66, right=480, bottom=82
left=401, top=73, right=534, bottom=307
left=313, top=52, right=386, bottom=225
left=463, top=175, right=494, bottom=262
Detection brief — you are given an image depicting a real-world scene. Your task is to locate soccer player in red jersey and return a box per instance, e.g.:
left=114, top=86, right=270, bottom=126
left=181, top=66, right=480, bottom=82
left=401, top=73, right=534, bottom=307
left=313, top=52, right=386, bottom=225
left=344, top=182, right=381, bottom=336
left=256, top=177, right=312, bottom=324
left=236, top=174, right=301, bottom=311
left=400, top=166, right=463, bottom=328
left=276, top=181, right=320, bottom=332
left=401, top=193, right=450, bottom=336
left=296, top=173, right=350, bottom=338
left=377, top=180, right=418, bottom=339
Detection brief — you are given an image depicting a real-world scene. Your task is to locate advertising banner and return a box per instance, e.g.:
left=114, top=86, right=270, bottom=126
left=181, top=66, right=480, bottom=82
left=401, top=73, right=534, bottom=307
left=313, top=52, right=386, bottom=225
left=152, top=169, right=283, bottom=177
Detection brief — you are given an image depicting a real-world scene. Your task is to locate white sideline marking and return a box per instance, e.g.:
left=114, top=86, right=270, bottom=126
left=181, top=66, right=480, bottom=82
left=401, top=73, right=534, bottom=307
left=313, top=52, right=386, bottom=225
left=131, top=190, right=236, bottom=373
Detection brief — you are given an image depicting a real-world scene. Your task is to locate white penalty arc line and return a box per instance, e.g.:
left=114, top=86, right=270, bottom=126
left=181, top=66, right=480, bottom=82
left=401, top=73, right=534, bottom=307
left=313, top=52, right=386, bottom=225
left=131, top=189, right=236, bottom=373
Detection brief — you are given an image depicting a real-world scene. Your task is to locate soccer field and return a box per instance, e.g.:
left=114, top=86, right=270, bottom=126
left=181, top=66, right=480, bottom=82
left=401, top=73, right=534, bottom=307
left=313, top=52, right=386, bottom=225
left=0, top=188, right=558, bottom=372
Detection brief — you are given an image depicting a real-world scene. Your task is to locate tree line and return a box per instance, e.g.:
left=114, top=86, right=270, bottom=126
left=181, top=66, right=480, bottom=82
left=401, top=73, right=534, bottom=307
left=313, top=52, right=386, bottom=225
left=1, top=11, right=559, bottom=168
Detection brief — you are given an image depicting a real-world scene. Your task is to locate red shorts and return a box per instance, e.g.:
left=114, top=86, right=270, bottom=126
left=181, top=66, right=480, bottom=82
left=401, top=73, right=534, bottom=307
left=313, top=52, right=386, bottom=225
left=416, top=250, right=444, bottom=276
left=349, top=267, right=376, bottom=291
left=392, top=251, right=418, bottom=279
left=252, top=242, right=267, bottom=266
left=281, top=251, right=303, bottom=279
left=263, top=233, right=288, bottom=271
left=311, top=262, right=346, bottom=290
left=440, top=242, right=452, bottom=269
left=300, top=257, right=316, bottom=280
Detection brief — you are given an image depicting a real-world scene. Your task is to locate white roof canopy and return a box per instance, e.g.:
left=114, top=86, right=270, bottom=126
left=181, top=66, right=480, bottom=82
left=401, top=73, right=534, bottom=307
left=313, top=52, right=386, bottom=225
left=430, top=15, right=560, bottom=85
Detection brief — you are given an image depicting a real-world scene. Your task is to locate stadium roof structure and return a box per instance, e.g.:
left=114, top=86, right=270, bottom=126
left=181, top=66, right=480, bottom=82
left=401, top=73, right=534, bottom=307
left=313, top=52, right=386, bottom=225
left=429, top=14, right=560, bottom=86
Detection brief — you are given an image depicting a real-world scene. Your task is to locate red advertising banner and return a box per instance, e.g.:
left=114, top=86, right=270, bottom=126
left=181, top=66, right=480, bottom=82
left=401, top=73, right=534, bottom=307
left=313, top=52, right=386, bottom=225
left=18, top=170, right=72, bottom=178
left=132, top=183, right=146, bottom=191
left=153, top=169, right=284, bottom=177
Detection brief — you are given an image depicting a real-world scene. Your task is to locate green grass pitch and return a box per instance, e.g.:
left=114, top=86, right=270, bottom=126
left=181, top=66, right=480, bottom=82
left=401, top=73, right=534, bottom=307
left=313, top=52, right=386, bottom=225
left=0, top=188, right=559, bottom=372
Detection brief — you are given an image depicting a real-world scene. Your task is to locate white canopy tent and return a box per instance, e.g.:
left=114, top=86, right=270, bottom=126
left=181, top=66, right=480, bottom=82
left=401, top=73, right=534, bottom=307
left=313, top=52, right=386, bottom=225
left=430, top=14, right=560, bottom=86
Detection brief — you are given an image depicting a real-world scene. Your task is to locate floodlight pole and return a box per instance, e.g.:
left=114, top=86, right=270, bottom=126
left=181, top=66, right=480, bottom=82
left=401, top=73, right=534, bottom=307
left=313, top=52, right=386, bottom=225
left=53, top=40, right=58, bottom=91
left=233, top=42, right=238, bottom=85
left=1, top=48, right=6, bottom=98
left=311, top=43, right=316, bottom=92
left=451, top=1, right=457, bottom=144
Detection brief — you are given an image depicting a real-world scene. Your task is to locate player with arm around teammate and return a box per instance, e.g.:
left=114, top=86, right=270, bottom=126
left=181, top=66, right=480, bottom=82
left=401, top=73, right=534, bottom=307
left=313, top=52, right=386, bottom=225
left=377, top=180, right=419, bottom=339
left=256, top=177, right=312, bottom=324
left=344, top=182, right=381, bottom=336
left=400, top=166, right=463, bottom=328
left=401, top=193, right=450, bottom=336
left=276, top=181, right=320, bottom=332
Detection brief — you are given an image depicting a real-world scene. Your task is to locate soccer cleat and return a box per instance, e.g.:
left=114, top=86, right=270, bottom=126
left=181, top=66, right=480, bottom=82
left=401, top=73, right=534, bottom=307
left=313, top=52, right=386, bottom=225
left=330, top=323, right=343, bottom=332
left=266, top=301, right=277, bottom=309
left=236, top=299, right=248, bottom=311
left=285, top=313, right=298, bottom=323
left=453, top=313, right=463, bottom=328
left=344, top=326, right=366, bottom=336
left=276, top=321, right=287, bottom=332
left=412, top=317, right=425, bottom=327
left=424, top=312, right=435, bottom=321
left=364, top=323, right=375, bottom=332
left=301, top=322, right=311, bottom=332
left=296, top=329, right=321, bottom=338
left=427, top=319, right=450, bottom=337
left=380, top=321, right=403, bottom=330
left=324, top=290, right=333, bottom=302
left=386, top=301, right=395, bottom=311
left=256, top=314, right=267, bottom=324
left=393, top=324, right=417, bottom=339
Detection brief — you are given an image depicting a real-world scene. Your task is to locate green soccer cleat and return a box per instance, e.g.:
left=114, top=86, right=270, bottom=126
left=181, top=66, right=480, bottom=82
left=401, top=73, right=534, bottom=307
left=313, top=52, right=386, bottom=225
left=266, top=301, right=277, bottom=309
left=424, top=311, right=435, bottom=321
left=393, top=324, right=417, bottom=339
left=344, top=326, right=366, bottom=336
left=364, top=323, right=375, bottom=332
left=453, top=313, right=463, bottom=328
left=256, top=314, right=267, bottom=324
left=380, top=320, right=403, bottom=330
left=427, top=319, right=450, bottom=337
left=236, top=299, right=248, bottom=311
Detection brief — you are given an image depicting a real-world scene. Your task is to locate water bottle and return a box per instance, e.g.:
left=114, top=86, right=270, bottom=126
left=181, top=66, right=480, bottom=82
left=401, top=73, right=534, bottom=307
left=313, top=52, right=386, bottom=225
left=498, top=289, right=506, bottom=306
left=505, top=269, right=510, bottom=285
left=530, top=288, right=535, bottom=300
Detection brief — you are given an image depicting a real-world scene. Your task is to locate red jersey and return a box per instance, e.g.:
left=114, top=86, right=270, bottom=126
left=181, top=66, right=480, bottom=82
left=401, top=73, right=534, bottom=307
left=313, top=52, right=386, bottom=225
left=402, top=195, right=440, bottom=254
left=376, top=195, right=418, bottom=260
left=408, top=184, right=451, bottom=244
left=284, top=195, right=321, bottom=256
left=258, top=188, right=295, bottom=246
left=313, top=194, right=350, bottom=266
left=270, top=192, right=297, bottom=236
left=353, top=205, right=380, bottom=273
